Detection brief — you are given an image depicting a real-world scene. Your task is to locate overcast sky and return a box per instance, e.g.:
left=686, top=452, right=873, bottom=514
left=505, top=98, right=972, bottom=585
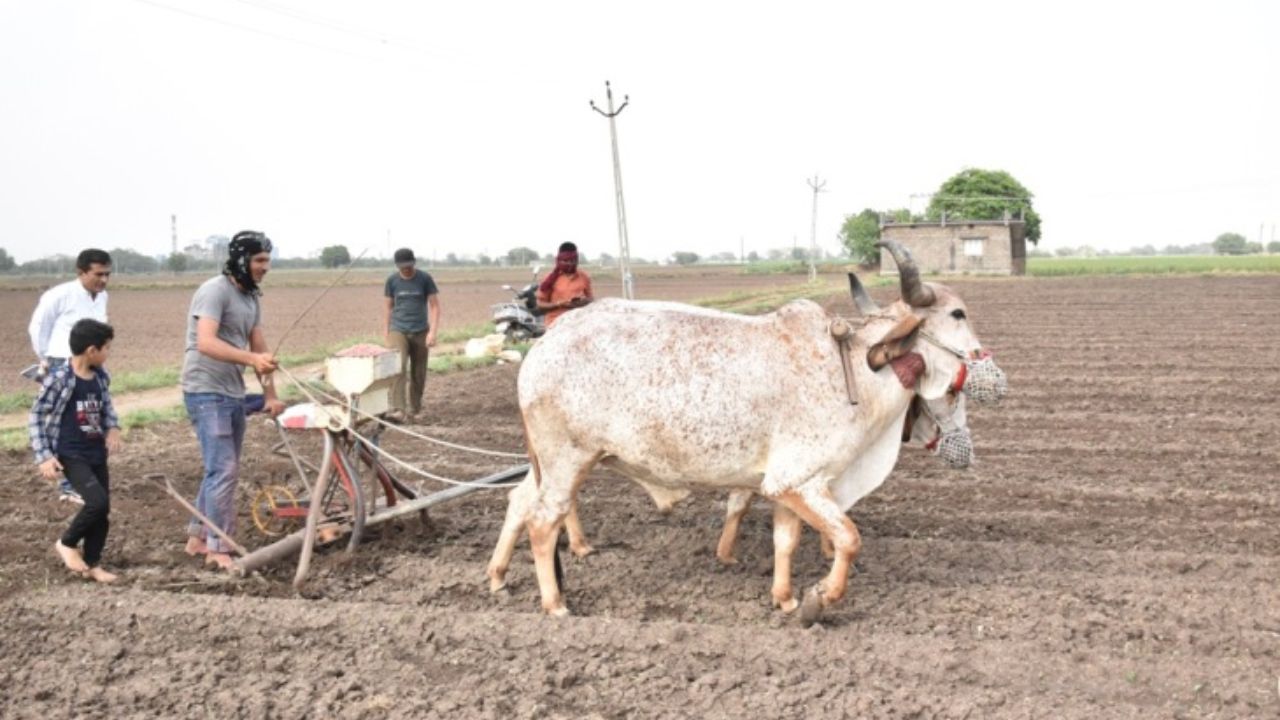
left=1, top=0, right=1276, bottom=264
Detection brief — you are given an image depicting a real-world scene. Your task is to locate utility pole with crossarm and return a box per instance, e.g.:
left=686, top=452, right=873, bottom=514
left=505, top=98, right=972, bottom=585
left=591, top=81, right=635, bottom=300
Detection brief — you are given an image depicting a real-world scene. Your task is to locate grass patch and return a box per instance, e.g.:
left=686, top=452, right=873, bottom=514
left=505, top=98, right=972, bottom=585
left=7, top=404, right=195, bottom=447
left=429, top=354, right=502, bottom=374
left=439, top=322, right=497, bottom=344
left=693, top=280, right=843, bottom=315
left=0, top=391, right=33, bottom=415
left=111, top=366, right=182, bottom=394
left=1028, top=254, right=1280, bottom=276
left=1, top=427, right=27, bottom=452
left=120, top=405, right=189, bottom=429
left=1, top=365, right=184, bottom=415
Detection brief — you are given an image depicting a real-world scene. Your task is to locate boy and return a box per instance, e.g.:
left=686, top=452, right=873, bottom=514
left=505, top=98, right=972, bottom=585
left=29, top=318, right=122, bottom=583
left=27, top=247, right=112, bottom=504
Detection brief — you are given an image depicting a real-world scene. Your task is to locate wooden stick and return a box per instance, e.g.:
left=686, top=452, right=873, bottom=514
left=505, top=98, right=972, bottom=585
left=272, top=247, right=370, bottom=356
left=146, top=474, right=248, bottom=557
left=292, top=429, right=336, bottom=588
left=236, top=462, right=530, bottom=580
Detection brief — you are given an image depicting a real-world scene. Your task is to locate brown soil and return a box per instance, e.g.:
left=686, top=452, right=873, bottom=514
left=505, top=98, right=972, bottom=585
left=1, top=274, right=1278, bottom=718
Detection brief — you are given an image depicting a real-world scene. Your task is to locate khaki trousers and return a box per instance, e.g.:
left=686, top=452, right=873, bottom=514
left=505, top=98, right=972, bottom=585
left=388, top=330, right=429, bottom=413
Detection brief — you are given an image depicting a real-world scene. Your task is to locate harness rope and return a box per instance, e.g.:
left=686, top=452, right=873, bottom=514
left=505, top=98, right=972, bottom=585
left=275, top=364, right=526, bottom=490
left=275, top=364, right=528, bottom=459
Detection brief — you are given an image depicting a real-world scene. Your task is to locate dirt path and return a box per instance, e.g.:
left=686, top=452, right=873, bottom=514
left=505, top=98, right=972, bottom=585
left=0, top=362, right=327, bottom=431
left=1, top=275, right=1278, bottom=718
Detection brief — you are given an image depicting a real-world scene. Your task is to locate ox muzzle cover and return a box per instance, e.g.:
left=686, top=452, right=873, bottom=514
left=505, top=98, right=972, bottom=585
left=923, top=396, right=974, bottom=469
left=962, top=353, right=1008, bottom=405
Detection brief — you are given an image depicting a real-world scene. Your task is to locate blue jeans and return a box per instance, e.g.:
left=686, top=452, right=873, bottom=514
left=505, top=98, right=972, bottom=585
left=184, top=392, right=246, bottom=553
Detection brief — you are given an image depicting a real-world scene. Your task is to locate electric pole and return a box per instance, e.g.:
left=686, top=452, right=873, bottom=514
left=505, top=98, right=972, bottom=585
left=591, top=81, right=635, bottom=300
left=806, top=175, right=827, bottom=283
left=171, top=214, right=178, bottom=257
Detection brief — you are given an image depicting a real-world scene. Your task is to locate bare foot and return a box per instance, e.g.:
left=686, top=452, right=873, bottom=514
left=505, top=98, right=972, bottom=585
left=55, top=541, right=89, bottom=573
left=85, top=567, right=118, bottom=584
left=185, top=536, right=208, bottom=556
left=205, top=552, right=236, bottom=571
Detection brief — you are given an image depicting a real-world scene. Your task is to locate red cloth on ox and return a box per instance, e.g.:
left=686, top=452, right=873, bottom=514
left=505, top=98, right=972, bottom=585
left=889, top=352, right=926, bottom=389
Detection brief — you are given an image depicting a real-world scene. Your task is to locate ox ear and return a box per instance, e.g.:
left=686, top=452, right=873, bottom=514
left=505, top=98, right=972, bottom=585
left=847, top=273, right=879, bottom=315
left=867, top=313, right=922, bottom=370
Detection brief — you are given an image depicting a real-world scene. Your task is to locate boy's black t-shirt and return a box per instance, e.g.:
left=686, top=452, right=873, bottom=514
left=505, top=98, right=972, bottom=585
left=58, top=374, right=107, bottom=464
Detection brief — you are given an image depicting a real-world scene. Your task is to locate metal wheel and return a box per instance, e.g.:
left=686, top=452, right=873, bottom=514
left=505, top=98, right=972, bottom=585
left=250, top=485, right=304, bottom=537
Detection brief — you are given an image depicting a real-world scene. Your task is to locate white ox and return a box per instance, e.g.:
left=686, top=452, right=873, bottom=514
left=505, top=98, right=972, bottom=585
left=487, top=241, right=991, bottom=621
left=712, top=390, right=966, bottom=570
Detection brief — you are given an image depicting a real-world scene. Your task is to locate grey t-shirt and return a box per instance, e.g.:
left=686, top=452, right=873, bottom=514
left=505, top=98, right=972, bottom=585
left=181, top=275, right=262, bottom=398
left=384, top=270, right=438, bottom=333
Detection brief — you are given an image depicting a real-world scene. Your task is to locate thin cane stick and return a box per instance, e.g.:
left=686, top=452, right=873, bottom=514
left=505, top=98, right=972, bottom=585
left=146, top=474, right=249, bottom=557
left=272, top=247, right=371, bottom=356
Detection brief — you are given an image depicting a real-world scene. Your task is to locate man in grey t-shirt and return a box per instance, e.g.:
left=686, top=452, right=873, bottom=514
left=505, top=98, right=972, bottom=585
left=181, top=231, right=284, bottom=571
left=383, top=248, right=440, bottom=420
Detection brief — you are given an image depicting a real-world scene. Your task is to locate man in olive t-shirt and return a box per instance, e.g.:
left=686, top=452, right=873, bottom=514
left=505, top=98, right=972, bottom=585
left=383, top=248, right=440, bottom=419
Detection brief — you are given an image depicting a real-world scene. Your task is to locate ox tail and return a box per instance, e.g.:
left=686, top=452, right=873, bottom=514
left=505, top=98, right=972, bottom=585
left=553, top=543, right=565, bottom=593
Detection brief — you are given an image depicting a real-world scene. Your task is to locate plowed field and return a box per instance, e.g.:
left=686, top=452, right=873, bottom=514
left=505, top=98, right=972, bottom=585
left=1, top=275, right=1277, bottom=719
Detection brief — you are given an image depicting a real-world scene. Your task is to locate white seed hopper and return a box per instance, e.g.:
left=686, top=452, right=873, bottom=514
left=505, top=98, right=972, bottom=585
left=325, top=343, right=401, bottom=420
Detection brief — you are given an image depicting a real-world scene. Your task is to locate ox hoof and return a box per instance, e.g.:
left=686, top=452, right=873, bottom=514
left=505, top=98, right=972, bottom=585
left=487, top=571, right=508, bottom=594
left=775, top=596, right=799, bottom=614
left=799, top=587, right=824, bottom=628
left=715, top=554, right=738, bottom=566
left=546, top=605, right=571, bottom=618
left=569, top=543, right=595, bottom=558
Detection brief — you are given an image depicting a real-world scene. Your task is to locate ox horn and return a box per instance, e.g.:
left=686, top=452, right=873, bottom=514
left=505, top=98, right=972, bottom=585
left=876, top=240, right=935, bottom=307
left=847, top=273, right=879, bottom=315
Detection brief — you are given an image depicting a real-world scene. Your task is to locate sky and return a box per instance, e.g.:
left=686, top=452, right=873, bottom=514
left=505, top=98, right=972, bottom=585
left=1, top=0, right=1277, bottom=265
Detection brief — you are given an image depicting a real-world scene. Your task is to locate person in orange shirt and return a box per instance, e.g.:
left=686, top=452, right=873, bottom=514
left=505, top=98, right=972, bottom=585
left=536, top=242, right=593, bottom=327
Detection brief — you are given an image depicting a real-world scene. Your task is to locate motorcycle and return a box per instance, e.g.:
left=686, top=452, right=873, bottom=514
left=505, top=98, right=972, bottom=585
left=492, top=265, right=546, bottom=343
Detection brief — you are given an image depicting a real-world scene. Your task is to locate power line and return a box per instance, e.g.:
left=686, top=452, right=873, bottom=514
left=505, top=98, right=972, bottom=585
left=227, top=0, right=394, bottom=45
left=128, top=0, right=378, bottom=61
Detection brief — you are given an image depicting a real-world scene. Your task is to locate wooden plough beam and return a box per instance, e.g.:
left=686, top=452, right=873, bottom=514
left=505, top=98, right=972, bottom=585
left=233, top=463, right=530, bottom=587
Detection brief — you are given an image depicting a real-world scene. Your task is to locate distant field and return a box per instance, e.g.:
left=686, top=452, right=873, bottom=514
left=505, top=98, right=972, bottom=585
left=0, top=268, right=839, bottom=396
left=0, top=262, right=838, bottom=291
left=1028, top=254, right=1280, bottom=276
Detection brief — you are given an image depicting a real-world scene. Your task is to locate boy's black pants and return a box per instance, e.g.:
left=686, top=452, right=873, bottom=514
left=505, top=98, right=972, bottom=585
left=59, top=457, right=110, bottom=567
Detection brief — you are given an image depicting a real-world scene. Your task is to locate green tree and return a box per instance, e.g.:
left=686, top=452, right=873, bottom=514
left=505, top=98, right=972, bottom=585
left=319, top=244, right=351, bottom=268
left=927, top=168, right=1041, bottom=244
left=167, top=253, right=189, bottom=273
left=1267, top=241, right=1280, bottom=254
left=1212, top=232, right=1248, bottom=255
left=838, top=209, right=882, bottom=263
left=0, top=247, right=14, bottom=272
left=671, top=251, right=700, bottom=265
left=108, top=247, right=159, bottom=273
left=506, top=246, right=539, bottom=265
